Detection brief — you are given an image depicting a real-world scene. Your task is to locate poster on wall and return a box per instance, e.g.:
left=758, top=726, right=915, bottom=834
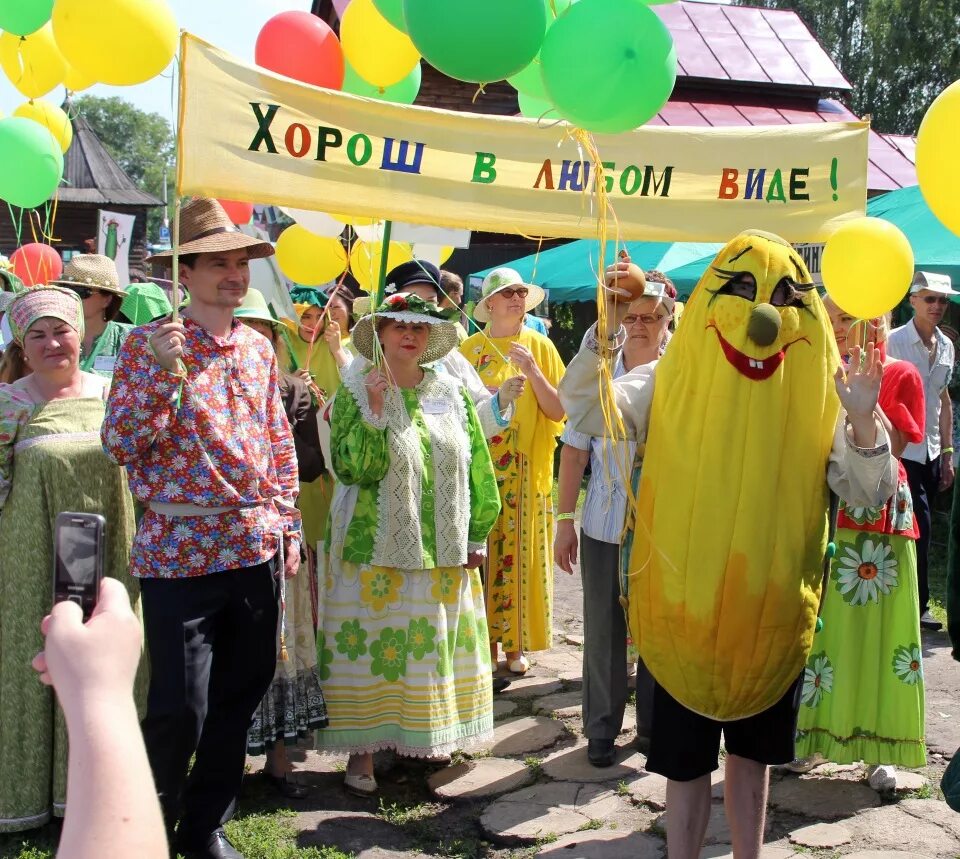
left=97, top=210, right=136, bottom=285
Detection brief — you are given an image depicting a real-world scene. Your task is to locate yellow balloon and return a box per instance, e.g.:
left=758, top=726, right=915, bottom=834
left=13, top=99, right=72, bottom=153
left=341, top=0, right=420, bottom=88
left=328, top=211, right=378, bottom=227
left=821, top=217, right=914, bottom=319
left=275, top=225, right=347, bottom=286
left=349, top=240, right=413, bottom=293
left=917, top=78, right=960, bottom=238
left=63, top=62, right=94, bottom=92
left=0, top=24, right=65, bottom=98
left=53, top=0, right=177, bottom=87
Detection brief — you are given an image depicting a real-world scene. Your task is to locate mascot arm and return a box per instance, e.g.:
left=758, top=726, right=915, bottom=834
left=826, top=410, right=899, bottom=509
left=558, top=323, right=655, bottom=440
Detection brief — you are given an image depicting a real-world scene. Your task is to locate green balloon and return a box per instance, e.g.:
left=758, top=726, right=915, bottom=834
left=518, top=91, right=559, bottom=122
left=0, top=117, right=63, bottom=209
left=508, top=59, right=547, bottom=99
left=541, top=0, right=677, bottom=134
left=343, top=59, right=422, bottom=104
left=372, top=0, right=407, bottom=31
left=403, top=0, right=547, bottom=83
left=0, top=0, right=54, bottom=37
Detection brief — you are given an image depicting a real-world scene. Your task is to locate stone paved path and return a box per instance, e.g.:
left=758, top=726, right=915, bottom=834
left=241, top=552, right=960, bottom=859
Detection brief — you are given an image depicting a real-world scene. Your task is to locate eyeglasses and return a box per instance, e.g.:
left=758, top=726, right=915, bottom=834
left=922, top=295, right=950, bottom=305
left=623, top=314, right=667, bottom=325
left=497, top=287, right=529, bottom=299
left=64, top=285, right=94, bottom=300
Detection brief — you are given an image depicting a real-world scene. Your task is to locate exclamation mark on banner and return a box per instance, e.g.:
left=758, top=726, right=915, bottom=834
left=830, top=158, right=839, bottom=201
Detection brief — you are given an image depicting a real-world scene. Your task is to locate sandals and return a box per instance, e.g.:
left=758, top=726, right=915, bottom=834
left=263, top=771, right=309, bottom=799
left=344, top=771, right=378, bottom=797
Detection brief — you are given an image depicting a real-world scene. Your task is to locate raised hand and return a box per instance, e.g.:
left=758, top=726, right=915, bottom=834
left=365, top=366, right=392, bottom=417
left=834, top=343, right=883, bottom=420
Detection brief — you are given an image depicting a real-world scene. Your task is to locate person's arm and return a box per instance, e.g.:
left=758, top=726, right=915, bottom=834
left=101, top=326, right=186, bottom=464
left=464, top=391, right=501, bottom=567
left=508, top=341, right=564, bottom=421
left=323, top=320, right=352, bottom=370
left=264, top=354, right=302, bottom=578
left=288, top=378, right=326, bottom=483
left=33, top=580, right=166, bottom=859
left=0, top=388, right=29, bottom=508
left=941, top=388, right=955, bottom=490
left=444, top=350, right=513, bottom=438
left=330, top=379, right=390, bottom=486
left=554, top=437, right=590, bottom=575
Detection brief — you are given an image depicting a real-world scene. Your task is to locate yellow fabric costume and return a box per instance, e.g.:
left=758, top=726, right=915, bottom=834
left=631, top=231, right=841, bottom=720
left=460, top=328, right=565, bottom=652
left=288, top=332, right=353, bottom=550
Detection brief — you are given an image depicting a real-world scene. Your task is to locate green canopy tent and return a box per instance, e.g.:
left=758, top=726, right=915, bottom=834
left=868, top=185, right=960, bottom=293
left=470, top=240, right=723, bottom=303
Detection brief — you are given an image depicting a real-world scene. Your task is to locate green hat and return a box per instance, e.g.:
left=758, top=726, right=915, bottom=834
left=352, top=292, right=458, bottom=365
left=289, top=285, right=329, bottom=310
left=235, top=288, right=294, bottom=328
left=121, top=283, right=172, bottom=325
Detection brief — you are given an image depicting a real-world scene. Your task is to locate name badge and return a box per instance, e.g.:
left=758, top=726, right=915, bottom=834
left=93, top=355, right=116, bottom=373
left=421, top=398, right=450, bottom=415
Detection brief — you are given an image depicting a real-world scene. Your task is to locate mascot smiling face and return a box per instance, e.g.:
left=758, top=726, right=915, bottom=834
left=630, top=230, right=841, bottom=721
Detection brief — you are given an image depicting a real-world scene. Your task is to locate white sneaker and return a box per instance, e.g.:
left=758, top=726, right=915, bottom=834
left=867, top=764, right=897, bottom=791
left=782, top=752, right=826, bottom=773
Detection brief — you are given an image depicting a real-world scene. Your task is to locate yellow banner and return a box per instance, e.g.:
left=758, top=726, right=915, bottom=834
left=178, top=34, right=869, bottom=242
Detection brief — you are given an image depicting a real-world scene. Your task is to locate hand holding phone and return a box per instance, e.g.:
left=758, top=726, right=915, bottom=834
left=53, top=512, right=106, bottom=621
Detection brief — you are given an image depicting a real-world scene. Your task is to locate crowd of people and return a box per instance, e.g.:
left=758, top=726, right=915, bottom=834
left=0, top=198, right=954, bottom=859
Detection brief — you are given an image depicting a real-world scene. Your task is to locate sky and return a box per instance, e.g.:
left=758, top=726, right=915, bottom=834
left=0, top=0, right=731, bottom=124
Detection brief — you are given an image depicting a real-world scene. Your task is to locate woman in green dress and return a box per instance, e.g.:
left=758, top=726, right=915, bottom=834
left=0, top=287, right=140, bottom=832
left=51, top=255, right=132, bottom=383
left=793, top=302, right=926, bottom=790
left=318, top=293, right=501, bottom=796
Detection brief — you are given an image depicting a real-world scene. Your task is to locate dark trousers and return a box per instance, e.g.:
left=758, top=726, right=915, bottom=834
left=904, top=456, right=941, bottom=614
left=140, top=560, right=279, bottom=850
left=580, top=531, right=654, bottom=739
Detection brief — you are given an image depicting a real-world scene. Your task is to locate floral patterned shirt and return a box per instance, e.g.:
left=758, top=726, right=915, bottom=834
left=102, top=317, right=300, bottom=578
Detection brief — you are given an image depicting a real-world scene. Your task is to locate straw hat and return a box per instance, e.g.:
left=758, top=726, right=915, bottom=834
left=352, top=293, right=458, bottom=365
left=473, top=267, right=545, bottom=324
left=51, top=254, right=126, bottom=297
left=147, top=198, right=273, bottom=261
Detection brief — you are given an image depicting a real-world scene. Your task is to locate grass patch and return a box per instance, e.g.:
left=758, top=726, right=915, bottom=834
left=524, top=756, right=544, bottom=778
left=225, top=809, right=355, bottom=859
left=616, top=780, right=631, bottom=797
left=0, top=827, right=58, bottom=859
left=577, top=819, right=603, bottom=832
left=909, top=782, right=937, bottom=800
left=376, top=799, right=432, bottom=828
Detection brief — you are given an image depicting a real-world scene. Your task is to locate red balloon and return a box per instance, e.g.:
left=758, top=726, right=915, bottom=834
left=10, top=242, right=62, bottom=286
left=217, top=199, right=254, bottom=225
left=255, top=11, right=345, bottom=89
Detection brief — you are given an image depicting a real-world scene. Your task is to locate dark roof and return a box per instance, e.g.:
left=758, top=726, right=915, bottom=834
left=60, top=111, right=164, bottom=207
left=654, top=1, right=851, bottom=93
left=651, top=93, right=916, bottom=191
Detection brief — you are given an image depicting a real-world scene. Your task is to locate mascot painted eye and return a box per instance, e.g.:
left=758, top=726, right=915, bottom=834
left=629, top=230, right=842, bottom=721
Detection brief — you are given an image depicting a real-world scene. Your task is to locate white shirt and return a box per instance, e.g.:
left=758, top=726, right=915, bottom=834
left=887, top=319, right=954, bottom=462
left=560, top=353, right=640, bottom=544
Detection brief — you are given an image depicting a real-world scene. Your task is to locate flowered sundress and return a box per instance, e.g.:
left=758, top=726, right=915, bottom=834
left=796, top=360, right=926, bottom=767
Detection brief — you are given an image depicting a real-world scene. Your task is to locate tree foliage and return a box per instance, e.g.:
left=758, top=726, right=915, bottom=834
left=70, top=95, right=174, bottom=238
left=733, top=0, right=960, bottom=134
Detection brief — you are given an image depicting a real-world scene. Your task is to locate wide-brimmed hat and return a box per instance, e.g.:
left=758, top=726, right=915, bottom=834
left=352, top=293, right=458, bottom=365
left=910, top=271, right=958, bottom=296
left=473, top=267, right=545, bottom=324
left=51, top=254, right=126, bottom=297
left=147, top=198, right=274, bottom=262
left=235, top=287, right=295, bottom=328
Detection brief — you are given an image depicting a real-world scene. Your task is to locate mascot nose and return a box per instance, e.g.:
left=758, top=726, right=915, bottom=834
left=747, top=303, right=781, bottom=347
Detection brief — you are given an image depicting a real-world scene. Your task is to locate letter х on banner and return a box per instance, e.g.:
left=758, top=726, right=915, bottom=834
left=179, top=34, right=869, bottom=242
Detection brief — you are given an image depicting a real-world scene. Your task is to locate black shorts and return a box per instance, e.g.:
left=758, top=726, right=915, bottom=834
left=645, top=674, right=803, bottom=782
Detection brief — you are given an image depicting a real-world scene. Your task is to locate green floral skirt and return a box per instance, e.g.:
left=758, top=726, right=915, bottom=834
left=315, top=558, right=493, bottom=757
left=795, top=528, right=926, bottom=767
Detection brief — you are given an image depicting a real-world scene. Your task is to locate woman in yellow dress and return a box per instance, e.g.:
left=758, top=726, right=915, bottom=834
left=284, top=286, right=354, bottom=561
left=460, top=268, right=565, bottom=673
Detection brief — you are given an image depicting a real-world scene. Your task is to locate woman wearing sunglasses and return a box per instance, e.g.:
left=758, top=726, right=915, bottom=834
left=51, top=255, right=132, bottom=383
left=460, top=268, right=565, bottom=675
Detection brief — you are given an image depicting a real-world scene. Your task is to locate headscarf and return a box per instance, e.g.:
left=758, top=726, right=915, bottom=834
left=8, top=286, right=85, bottom=346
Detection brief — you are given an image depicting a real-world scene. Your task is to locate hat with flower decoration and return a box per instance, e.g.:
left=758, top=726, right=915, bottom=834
left=351, top=292, right=458, bottom=365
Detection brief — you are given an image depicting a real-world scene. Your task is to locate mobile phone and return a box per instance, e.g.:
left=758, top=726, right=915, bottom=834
left=53, top=512, right=106, bottom=621
left=618, top=249, right=629, bottom=260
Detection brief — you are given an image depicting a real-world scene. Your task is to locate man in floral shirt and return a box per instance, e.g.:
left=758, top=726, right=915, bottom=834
left=103, top=198, right=300, bottom=859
